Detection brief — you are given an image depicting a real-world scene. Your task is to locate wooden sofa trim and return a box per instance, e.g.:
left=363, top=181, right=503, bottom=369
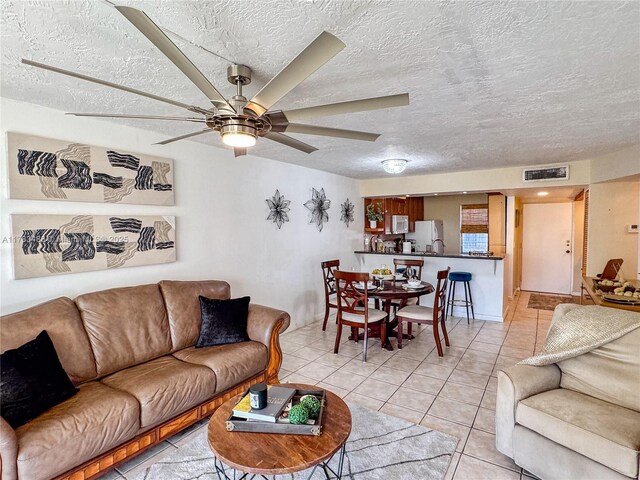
left=54, top=319, right=286, bottom=480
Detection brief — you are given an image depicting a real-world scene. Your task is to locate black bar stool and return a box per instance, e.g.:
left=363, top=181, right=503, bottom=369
left=447, top=271, right=475, bottom=323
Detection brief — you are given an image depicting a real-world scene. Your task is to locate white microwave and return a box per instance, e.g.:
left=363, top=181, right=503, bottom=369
left=392, top=215, right=409, bottom=234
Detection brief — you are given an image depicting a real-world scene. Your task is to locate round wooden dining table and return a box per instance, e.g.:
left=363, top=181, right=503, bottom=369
left=352, top=279, right=434, bottom=350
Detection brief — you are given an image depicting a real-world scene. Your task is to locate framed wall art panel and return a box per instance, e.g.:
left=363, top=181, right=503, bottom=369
left=7, top=132, right=174, bottom=205
left=11, top=214, right=176, bottom=279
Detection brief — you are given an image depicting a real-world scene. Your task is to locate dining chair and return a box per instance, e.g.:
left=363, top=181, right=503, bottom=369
left=391, top=258, right=424, bottom=311
left=396, top=267, right=451, bottom=356
left=334, top=270, right=388, bottom=362
left=321, top=260, right=340, bottom=331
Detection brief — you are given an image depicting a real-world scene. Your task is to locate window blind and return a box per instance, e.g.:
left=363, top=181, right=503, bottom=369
left=461, top=204, right=489, bottom=234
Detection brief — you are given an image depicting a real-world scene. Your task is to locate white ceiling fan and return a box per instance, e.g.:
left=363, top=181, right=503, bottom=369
left=22, top=6, right=410, bottom=157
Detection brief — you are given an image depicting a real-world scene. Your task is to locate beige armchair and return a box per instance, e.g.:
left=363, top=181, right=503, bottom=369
left=496, top=304, right=640, bottom=480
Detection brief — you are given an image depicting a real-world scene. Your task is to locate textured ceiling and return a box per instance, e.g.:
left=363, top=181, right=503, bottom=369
left=2, top=0, right=639, bottom=179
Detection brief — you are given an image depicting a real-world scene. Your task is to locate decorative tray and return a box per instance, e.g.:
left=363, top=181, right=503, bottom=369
left=226, top=388, right=326, bottom=436
left=602, top=294, right=640, bottom=305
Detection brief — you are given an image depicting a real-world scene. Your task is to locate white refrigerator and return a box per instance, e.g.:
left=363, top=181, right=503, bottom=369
left=406, top=220, right=445, bottom=254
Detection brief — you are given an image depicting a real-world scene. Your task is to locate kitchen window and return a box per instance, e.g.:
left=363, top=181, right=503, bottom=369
left=460, top=204, right=489, bottom=253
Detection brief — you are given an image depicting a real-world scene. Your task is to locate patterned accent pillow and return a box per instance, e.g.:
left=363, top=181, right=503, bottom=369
left=1, top=330, right=78, bottom=428
left=196, top=296, right=251, bottom=347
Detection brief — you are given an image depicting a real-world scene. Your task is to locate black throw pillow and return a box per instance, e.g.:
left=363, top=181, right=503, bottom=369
left=196, top=296, right=251, bottom=348
left=1, top=330, right=78, bottom=429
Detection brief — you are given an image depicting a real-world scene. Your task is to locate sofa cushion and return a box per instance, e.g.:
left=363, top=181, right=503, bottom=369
left=1, top=331, right=78, bottom=428
left=15, top=382, right=139, bottom=480
left=558, top=327, right=640, bottom=412
left=101, top=356, right=216, bottom=428
left=517, top=389, right=640, bottom=478
left=159, top=280, right=231, bottom=351
left=173, top=341, right=268, bottom=393
left=0, top=297, right=97, bottom=384
left=197, top=296, right=250, bottom=347
left=76, top=284, right=172, bottom=377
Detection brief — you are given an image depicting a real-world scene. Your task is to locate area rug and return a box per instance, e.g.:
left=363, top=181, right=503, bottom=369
left=131, top=403, right=458, bottom=480
left=527, top=293, right=579, bottom=311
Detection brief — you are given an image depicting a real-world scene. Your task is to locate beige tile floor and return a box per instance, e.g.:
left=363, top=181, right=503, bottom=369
left=277, top=290, right=550, bottom=480
left=107, top=290, right=549, bottom=479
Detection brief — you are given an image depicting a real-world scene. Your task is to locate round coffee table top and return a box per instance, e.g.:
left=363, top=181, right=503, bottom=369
left=208, top=383, right=352, bottom=475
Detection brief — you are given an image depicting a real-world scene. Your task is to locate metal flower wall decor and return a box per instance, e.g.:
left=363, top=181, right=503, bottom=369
left=304, top=187, right=331, bottom=232
left=266, top=189, right=291, bottom=229
left=340, top=198, right=355, bottom=227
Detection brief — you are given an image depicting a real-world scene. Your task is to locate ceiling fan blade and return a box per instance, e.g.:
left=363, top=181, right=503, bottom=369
left=115, top=6, right=234, bottom=113
left=280, top=93, right=410, bottom=122
left=244, top=31, right=345, bottom=117
left=154, top=128, right=212, bottom=145
left=263, top=132, right=318, bottom=154
left=21, top=59, right=210, bottom=115
left=67, top=113, right=206, bottom=122
left=234, top=147, right=247, bottom=157
left=274, top=123, right=379, bottom=142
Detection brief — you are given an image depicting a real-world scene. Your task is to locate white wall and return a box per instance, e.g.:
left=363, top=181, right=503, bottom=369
left=589, top=145, right=640, bottom=184
left=0, top=98, right=362, bottom=330
left=359, top=160, right=592, bottom=198
left=357, top=253, right=506, bottom=322
left=586, top=178, right=639, bottom=279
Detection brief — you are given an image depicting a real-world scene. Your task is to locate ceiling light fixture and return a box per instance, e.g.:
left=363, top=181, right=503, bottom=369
left=381, top=159, right=407, bottom=174
left=462, top=191, right=468, bottom=194
left=537, top=191, right=549, bottom=197
left=221, top=122, right=258, bottom=147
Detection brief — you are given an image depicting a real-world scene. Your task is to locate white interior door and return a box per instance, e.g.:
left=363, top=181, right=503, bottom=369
left=522, top=203, right=573, bottom=294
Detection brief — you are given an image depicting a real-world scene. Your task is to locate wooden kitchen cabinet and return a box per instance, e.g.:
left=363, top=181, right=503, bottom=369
left=364, top=196, right=423, bottom=234
left=407, top=197, right=424, bottom=232
left=383, top=197, right=407, bottom=234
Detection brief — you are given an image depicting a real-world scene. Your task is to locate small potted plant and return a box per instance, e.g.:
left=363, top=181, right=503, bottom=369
left=366, top=203, right=383, bottom=229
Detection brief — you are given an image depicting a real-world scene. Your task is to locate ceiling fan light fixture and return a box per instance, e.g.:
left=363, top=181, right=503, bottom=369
left=220, top=122, right=257, bottom=148
left=381, top=158, right=407, bottom=174
left=222, top=131, right=257, bottom=147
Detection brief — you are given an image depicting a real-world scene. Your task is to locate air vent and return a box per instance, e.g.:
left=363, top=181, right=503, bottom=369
left=523, top=165, right=569, bottom=182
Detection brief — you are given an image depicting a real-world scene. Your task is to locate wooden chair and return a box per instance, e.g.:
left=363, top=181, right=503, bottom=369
left=334, top=270, right=388, bottom=362
left=391, top=258, right=424, bottom=310
left=321, top=260, right=340, bottom=331
left=396, top=268, right=451, bottom=356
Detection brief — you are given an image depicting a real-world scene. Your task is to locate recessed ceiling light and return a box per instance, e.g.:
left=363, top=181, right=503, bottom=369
left=381, top=159, right=407, bottom=174
left=462, top=191, right=468, bottom=194
left=537, top=191, right=549, bottom=196
left=434, top=193, right=438, bottom=196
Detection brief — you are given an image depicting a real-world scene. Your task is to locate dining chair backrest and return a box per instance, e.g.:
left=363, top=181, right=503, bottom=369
left=334, top=270, right=370, bottom=321
left=433, top=267, right=451, bottom=322
left=393, top=258, right=424, bottom=278
left=321, top=260, right=340, bottom=297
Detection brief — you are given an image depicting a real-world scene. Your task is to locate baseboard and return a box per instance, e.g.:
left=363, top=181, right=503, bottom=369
left=449, top=306, right=504, bottom=322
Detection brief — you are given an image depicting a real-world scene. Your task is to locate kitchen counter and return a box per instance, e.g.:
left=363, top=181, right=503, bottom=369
left=354, top=251, right=504, bottom=261
left=354, top=251, right=508, bottom=322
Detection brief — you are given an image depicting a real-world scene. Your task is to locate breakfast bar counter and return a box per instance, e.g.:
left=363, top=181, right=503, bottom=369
left=354, top=251, right=508, bottom=322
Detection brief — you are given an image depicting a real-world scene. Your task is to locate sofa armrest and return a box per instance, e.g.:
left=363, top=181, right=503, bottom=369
left=246, top=304, right=290, bottom=383
left=0, top=417, right=18, bottom=480
left=496, top=364, right=561, bottom=458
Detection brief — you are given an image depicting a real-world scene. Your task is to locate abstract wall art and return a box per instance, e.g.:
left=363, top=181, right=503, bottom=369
left=304, top=187, right=330, bottom=232
left=7, top=132, right=174, bottom=205
left=11, top=214, right=176, bottom=279
left=266, top=189, right=291, bottom=230
left=340, top=198, right=355, bottom=227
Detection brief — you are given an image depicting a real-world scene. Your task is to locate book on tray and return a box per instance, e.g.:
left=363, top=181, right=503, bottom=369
left=232, top=385, right=296, bottom=422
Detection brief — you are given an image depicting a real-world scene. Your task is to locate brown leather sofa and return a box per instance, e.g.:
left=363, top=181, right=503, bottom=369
left=0, top=280, right=290, bottom=480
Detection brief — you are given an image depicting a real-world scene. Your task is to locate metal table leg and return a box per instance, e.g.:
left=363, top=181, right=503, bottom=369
left=216, top=443, right=346, bottom=480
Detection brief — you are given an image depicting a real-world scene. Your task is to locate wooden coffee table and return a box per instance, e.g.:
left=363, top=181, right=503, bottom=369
left=208, top=383, right=352, bottom=479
